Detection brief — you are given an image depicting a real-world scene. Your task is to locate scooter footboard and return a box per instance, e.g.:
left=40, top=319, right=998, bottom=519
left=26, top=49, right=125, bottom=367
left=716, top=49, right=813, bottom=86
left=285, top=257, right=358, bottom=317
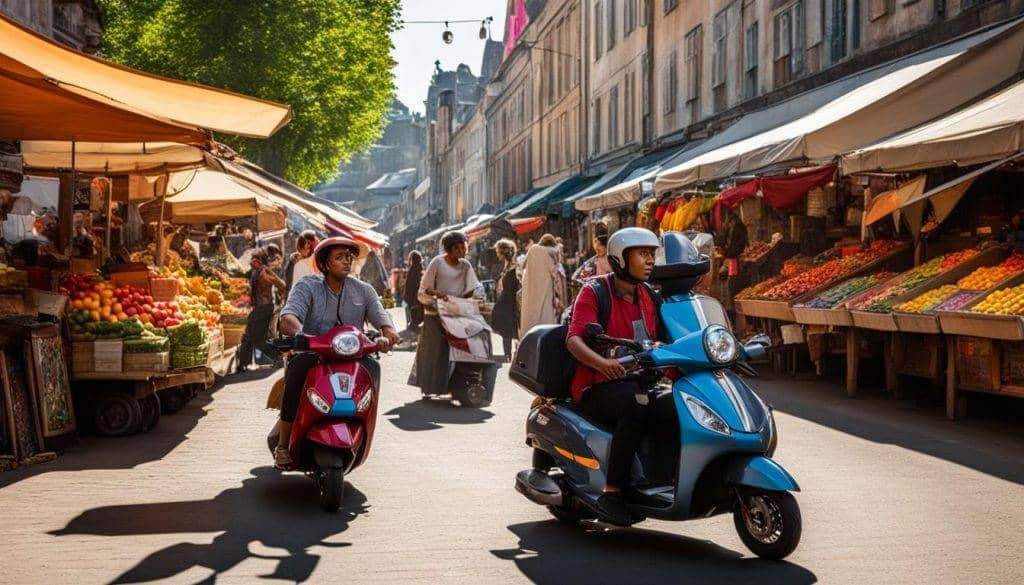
left=723, top=455, right=800, bottom=492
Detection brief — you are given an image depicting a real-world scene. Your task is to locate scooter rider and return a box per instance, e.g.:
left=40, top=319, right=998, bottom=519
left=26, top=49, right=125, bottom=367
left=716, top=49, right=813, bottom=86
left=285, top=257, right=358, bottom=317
left=274, top=236, right=401, bottom=468
left=565, top=227, right=662, bottom=525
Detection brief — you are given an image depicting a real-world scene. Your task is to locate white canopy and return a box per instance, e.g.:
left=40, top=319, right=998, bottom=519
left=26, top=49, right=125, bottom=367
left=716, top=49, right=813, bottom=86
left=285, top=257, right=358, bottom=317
left=20, top=141, right=206, bottom=174
left=655, top=17, right=1024, bottom=193
left=841, top=77, right=1024, bottom=173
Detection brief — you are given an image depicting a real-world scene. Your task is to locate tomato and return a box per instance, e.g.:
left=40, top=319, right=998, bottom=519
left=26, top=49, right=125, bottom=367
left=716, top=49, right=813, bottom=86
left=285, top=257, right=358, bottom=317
left=142, top=304, right=153, bottom=313
left=144, top=295, right=154, bottom=304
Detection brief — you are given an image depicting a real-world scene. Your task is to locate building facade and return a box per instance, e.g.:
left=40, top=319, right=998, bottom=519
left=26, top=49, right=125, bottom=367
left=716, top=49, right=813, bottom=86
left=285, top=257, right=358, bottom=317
left=531, top=0, right=585, bottom=188
left=486, top=44, right=535, bottom=206
left=585, top=0, right=652, bottom=170
left=1, top=0, right=103, bottom=52
left=648, top=0, right=1024, bottom=149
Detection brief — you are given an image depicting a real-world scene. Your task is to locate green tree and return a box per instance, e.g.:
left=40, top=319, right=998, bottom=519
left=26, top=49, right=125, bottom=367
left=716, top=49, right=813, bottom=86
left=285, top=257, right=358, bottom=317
left=99, top=0, right=401, bottom=188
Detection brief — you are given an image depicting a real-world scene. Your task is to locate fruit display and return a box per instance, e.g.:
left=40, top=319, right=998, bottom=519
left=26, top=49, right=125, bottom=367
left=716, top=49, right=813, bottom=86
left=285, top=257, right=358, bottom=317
left=798, top=272, right=896, bottom=309
left=934, top=290, right=983, bottom=312
left=171, top=342, right=210, bottom=369
left=736, top=275, right=789, bottom=300
left=896, top=285, right=959, bottom=314
left=971, top=283, right=1024, bottom=315
left=740, top=242, right=772, bottom=263
left=167, top=319, right=208, bottom=348
left=0, top=262, right=27, bottom=291
left=761, top=240, right=904, bottom=301
left=940, top=249, right=980, bottom=271
left=956, top=253, right=1024, bottom=290
left=849, top=254, right=960, bottom=313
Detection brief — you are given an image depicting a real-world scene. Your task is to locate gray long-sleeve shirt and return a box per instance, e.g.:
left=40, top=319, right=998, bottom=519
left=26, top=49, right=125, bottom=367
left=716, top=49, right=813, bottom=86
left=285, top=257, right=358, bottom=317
left=281, top=274, right=395, bottom=337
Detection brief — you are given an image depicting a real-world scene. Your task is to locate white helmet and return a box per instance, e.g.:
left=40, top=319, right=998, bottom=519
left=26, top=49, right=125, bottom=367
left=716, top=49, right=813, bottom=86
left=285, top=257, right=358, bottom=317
left=607, top=227, right=661, bottom=283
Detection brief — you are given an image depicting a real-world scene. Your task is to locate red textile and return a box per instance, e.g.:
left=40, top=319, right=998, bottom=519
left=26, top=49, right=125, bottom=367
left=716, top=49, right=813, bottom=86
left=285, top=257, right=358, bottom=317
left=718, top=178, right=760, bottom=208
left=654, top=204, right=668, bottom=221
left=760, top=165, right=836, bottom=209
left=566, top=275, right=658, bottom=402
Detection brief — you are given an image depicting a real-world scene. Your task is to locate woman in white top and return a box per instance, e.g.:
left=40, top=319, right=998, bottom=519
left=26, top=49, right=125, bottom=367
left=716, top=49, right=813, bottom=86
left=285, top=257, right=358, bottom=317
left=410, top=231, right=482, bottom=395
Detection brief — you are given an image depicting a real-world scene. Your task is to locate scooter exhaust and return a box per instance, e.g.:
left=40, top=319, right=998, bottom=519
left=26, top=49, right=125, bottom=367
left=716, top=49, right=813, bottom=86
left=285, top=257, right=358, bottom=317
left=515, top=469, right=564, bottom=507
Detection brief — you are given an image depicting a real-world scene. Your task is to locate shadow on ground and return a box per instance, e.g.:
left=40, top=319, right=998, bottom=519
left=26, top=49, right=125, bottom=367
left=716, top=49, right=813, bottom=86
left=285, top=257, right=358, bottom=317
left=491, top=521, right=816, bottom=585
left=0, top=388, right=216, bottom=489
left=50, top=466, right=366, bottom=584
left=753, top=373, right=1024, bottom=485
left=383, top=399, right=494, bottom=431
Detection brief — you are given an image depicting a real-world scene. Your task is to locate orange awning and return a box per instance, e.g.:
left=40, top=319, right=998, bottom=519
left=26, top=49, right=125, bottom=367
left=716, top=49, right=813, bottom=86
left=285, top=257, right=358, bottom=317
left=512, top=216, right=546, bottom=235
left=1, top=13, right=291, bottom=139
left=0, top=65, right=208, bottom=143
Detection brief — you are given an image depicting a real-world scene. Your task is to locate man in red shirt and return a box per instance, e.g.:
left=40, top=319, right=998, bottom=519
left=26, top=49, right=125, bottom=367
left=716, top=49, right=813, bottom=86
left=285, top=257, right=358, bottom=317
left=566, top=227, right=661, bottom=524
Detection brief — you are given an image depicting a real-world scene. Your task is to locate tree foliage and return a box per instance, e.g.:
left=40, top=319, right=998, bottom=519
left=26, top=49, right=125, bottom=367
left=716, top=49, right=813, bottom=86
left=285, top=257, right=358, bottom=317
left=99, top=0, right=401, bottom=188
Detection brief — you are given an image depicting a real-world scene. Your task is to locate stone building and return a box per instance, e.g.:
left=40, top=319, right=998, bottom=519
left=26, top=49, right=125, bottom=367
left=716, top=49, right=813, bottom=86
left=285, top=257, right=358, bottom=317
left=646, top=0, right=1024, bottom=149
left=531, top=0, right=585, bottom=188
left=585, top=0, right=651, bottom=170
left=1, top=0, right=104, bottom=53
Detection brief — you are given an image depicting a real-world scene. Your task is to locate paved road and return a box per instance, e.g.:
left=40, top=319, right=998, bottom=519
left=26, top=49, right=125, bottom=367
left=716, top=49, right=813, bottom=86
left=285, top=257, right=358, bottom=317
left=3, top=312, right=1024, bottom=584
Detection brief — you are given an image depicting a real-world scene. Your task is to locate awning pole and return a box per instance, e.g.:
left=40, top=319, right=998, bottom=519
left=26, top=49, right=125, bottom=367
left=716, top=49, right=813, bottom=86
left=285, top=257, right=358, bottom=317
left=155, top=164, right=168, bottom=268
left=102, top=163, right=111, bottom=264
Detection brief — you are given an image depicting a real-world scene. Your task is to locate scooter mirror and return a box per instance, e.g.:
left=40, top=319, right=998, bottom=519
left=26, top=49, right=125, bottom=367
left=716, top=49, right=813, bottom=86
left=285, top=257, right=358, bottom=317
left=584, top=323, right=605, bottom=338
left=745, top=333, right=771, bottom=348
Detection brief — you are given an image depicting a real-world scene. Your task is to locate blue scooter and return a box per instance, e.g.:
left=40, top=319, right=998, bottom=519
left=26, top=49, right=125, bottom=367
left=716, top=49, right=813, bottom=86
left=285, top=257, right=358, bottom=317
left=509, top=233, right=801, bottom=560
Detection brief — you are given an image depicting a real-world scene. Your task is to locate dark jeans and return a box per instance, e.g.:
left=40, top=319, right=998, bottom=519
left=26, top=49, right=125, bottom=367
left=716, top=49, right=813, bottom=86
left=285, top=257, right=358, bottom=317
left=281, top=352, right=381, bottom=423
left=238, top=304, right=279, bottom=370
left=502, top=335, right=514, bottom=359
left=578, top=379, right=652, bottom=489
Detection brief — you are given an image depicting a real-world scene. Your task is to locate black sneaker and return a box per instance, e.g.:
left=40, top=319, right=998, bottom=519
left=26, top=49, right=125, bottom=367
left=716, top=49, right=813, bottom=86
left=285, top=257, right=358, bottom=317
left=592, top=493, right=632, bottom=526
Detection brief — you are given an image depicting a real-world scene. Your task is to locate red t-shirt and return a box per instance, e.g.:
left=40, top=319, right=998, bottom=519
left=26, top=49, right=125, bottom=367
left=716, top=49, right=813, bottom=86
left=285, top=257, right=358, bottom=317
left=566, top=275, right=657, bottom=402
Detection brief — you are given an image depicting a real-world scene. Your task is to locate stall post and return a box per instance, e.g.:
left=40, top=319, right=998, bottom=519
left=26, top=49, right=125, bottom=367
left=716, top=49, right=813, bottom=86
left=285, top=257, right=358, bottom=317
left=57, top=141, right=76, bottom=255
left=102, top=164, right=111, bottom=263
left=155, top=164, right=169, bottom=267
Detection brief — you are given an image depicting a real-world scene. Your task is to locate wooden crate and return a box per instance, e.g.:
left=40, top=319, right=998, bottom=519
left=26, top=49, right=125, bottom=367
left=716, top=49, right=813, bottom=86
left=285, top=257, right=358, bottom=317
left=93, top=339, right=124, bottom=373
left=223, top=324, right=244, bottom=348
left=735, top=298, right=795, bottom=321
left=937, top=268, right=1024, bottom=340
left=894, top=312, right=941, bottom=334
left=851, top=309, right=898, bottom=331
left=71, top=341, right=94, bottom=374
left=780, top=324, right=805, bottom=345
left=791, top=306, right=852, bottom=326
left=124, top=352, right=169, bottom=373
left=956, top=336, right=999, bottom=391
left=893, top=333, right=943, bottom=379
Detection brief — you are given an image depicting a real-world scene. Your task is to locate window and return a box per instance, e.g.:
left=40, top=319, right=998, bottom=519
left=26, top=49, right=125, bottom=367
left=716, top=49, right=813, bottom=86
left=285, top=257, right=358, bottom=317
left=608, top=88, right=617, bottom=150
left=685, top=26, right=702, bottom=122
left=825, top=0, right=847, bottom=64
left=519, top=88, right=527, bottom=129
left=594, top=1, right=604, bottom=61
left=592, top=97, right=602, bottom=154
left=712, top=10, right=728, bottom=89
left=745, top=23, right=759, bottom=99
left=624, top=72, right=635, bottom=142
left=662, top=51, right=677, bottom=114
left=606, top=0, right=616, bottom=52
left=773, top=1, right=804, bottom=88
left=547, top=44, right=556, bottom=106
left=625, top=0, right=637, bottom=34
left=664, top=0, right=678, bottom=15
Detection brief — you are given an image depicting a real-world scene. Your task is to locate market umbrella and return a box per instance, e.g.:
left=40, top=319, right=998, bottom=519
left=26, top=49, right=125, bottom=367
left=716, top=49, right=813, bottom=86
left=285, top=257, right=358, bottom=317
left=154, top=168, right=285, bottom=229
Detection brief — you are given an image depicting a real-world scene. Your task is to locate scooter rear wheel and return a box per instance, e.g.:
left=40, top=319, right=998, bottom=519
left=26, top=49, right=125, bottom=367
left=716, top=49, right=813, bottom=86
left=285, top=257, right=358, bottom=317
left=317, top=467, right=346, bottom=513
left=733, top=490, right=801, bottom=560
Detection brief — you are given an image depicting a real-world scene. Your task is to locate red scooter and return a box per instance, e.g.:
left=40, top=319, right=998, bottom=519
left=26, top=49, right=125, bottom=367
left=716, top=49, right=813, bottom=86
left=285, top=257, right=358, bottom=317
left=268, top=325, right=382, bottom=512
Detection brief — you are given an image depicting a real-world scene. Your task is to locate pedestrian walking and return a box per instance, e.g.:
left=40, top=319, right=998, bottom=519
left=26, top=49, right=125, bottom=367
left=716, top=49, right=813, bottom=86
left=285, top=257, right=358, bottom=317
left=491, top=239, right=520, bottom=361
left=284, top=230, right=319, bottom=298
left=403, top=250, right=424, bottom=334
left=519, top=233, right=562, bottom=338
left=412, top=231, right=482, bottom=395
left=236, top=248, right=286, bottom=374
left=572, top=227, right=612, bottom=284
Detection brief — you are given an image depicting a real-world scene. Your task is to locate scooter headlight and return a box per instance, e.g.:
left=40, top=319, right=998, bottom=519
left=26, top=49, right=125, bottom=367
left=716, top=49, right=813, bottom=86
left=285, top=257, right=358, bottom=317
left=331, top=332, right=361, bottom=356
left=684, top=394, right=731, bottom=435
left=307, top=388, right=331, bottom=414
left=703, top=325, right=738, bottom=364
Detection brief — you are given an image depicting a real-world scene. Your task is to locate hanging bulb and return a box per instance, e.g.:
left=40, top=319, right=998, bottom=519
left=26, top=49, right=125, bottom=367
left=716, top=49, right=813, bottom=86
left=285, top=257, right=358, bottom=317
left=442, top=21, right=454, bottom=44
left=479, top=19, right=488, bottom=39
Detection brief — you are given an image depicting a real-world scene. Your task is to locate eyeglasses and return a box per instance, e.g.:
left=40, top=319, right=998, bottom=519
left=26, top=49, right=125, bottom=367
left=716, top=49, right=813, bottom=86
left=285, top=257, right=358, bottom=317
left=634, top=249, right=657, bottom=261
left=332, top=251, right=357, bottom=263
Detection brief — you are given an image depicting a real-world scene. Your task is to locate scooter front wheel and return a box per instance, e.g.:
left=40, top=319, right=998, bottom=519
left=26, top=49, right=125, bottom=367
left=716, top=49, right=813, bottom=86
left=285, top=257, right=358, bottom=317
left=317, top=467, right=346, bottom=513
left=733, top=490, right=801, bottom=560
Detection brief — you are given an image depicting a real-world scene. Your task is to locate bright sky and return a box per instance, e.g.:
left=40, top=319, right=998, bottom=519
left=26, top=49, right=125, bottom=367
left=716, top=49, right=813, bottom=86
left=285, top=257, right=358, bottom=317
left=391, top=0, right=508, bottom=115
